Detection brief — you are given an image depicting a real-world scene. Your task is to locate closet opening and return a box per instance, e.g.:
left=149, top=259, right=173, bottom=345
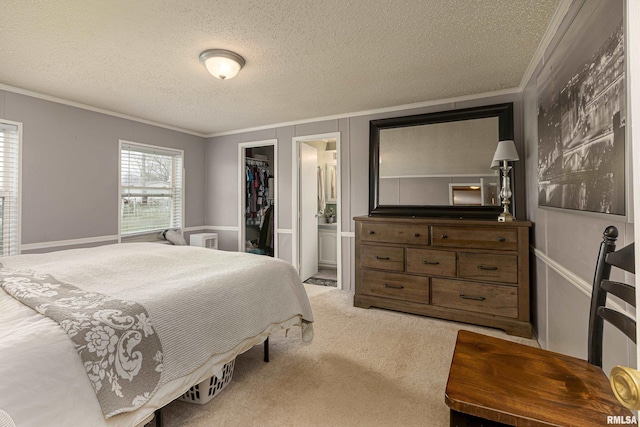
left=238, top=140, right=277, bottom=257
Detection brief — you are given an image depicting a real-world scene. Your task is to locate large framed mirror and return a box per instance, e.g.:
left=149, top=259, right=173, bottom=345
left=369, top=103, right=515, bottom=218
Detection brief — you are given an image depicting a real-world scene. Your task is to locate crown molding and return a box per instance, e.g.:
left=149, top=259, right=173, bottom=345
left=205, top=87, right=522, bottom=138
left=518, top=0, right=574, bottom=91
left=0, top=83, right=207, bottom=138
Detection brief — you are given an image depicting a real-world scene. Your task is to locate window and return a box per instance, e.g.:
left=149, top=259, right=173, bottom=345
left=0, top=121, right=20, bottom=256
left=119, top=141, right=184, bottom=236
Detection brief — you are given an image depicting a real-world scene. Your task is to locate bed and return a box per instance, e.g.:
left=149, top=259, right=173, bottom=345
left=0, top=243, right=314, bottom=427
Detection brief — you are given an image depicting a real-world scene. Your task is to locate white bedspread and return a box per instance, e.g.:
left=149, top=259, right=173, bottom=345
left=0, top=243, right=313, bottom=427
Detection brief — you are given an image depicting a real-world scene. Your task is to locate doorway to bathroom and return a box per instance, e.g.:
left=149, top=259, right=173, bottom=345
left=292, top=132, right=341, bottom=289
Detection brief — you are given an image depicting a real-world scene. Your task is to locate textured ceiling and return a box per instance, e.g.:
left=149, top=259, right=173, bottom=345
left=0, top=0, right=560, bottom=136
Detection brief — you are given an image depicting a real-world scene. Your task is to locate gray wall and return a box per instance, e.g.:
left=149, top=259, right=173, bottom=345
left=0, top=90, right=206, bottom=250
left=205, top=92, right=523, bottom=292
left=522, top=0, right=635, bottom=374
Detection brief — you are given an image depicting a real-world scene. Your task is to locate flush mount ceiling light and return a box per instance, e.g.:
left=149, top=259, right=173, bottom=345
left=199, top=49, right=245, bottom=80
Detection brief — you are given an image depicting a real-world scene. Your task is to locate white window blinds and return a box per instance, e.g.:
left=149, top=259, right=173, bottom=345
left=120, top=141, right=184, bottom=235
left=0, top=122, right=20, bottom=256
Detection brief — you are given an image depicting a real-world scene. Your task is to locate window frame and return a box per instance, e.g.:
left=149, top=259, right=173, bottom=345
left=0, top=120, right=22, bottom=256
left=118, top=140, right=184, bottom=239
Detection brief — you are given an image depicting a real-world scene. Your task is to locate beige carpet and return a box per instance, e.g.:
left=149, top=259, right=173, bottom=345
left=155, top=285, right=537, bottom=427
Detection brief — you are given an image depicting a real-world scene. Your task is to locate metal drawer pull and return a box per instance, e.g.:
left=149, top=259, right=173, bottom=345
left=375, top=256, right=391, bottom=260
left=368, top=230, right=375, bottom=234
left=384, top=284, right=404, bottom=290
left=422, top=260, right=440, bottom=265
left=477, top=265, right=498, bottom=271
left=414, top=233, right=421, bottom=237
left=460, top=294, right=486, bottom=301
left=498, top=237, right=506, bottom=242
left=441, top=234, right=448, bottom=239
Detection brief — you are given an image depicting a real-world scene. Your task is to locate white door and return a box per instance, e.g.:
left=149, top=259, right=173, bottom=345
left=299, top=143, right=318, bottom=281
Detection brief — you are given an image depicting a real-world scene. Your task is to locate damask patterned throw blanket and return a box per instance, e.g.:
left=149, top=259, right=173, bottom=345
left=0, top=265, right=163, bottom=418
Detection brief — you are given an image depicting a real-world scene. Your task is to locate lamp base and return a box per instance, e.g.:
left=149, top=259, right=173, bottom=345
left=497, top=211, right=514, bottom=222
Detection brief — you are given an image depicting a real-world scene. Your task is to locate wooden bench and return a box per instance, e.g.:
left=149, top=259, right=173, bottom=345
left=445, top=226, right=635, bottom=426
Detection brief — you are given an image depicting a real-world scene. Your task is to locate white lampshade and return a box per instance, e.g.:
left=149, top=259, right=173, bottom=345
left=199, top=49, right=245, bottom=80
left=490, top=140, right=519, bottom=169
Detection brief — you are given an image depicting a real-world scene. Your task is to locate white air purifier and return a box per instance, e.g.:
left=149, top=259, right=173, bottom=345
left=190, top=233, right=219, bottom=250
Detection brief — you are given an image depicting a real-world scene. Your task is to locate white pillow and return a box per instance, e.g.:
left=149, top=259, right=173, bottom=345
left=163, top=229, right=187, bottom=246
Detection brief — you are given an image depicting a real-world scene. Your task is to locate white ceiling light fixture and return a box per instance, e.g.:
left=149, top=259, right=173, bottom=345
left=199, top=49, right=245, bottom=80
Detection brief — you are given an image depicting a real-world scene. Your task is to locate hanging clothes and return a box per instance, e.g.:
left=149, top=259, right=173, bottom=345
left=317, top=166, right=325, bottom=215
left=245, top=159, right=271, bottom=226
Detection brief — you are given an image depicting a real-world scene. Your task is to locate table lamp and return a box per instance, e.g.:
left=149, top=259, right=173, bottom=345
left=491, top=140, right=519, bottom=222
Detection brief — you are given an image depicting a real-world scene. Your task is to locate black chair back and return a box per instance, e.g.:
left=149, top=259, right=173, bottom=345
left=588, top=226, right=636, bottom=367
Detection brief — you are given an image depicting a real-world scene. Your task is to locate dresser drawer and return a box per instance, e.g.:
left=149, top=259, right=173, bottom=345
left=432, top=278, right=517, bottom=318
left=431, top=226, right=518, bottom=251
left=459, top=253, right=517, bottom=284
left=361, top=270, right=429, bottom=303
left=361, top=245, right=404, bottom=271
left=406, top=249, right=456, bottom=277
left=361, top=222, right=429, bottom=245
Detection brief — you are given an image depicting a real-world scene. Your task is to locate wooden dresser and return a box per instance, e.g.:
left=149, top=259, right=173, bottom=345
left=354, top=216, right=532, bottom=337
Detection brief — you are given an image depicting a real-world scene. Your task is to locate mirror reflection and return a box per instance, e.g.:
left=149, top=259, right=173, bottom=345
left=369, top=102, right=514, bottom=218
left=378, top=117, right=501, bottom=207
left=326, top=163, right=337, bottom=202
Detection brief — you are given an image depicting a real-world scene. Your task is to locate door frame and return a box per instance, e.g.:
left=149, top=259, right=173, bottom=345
left=238, top=139, right=278, bottom=256
left=292, top=132, right=342, bottom=289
